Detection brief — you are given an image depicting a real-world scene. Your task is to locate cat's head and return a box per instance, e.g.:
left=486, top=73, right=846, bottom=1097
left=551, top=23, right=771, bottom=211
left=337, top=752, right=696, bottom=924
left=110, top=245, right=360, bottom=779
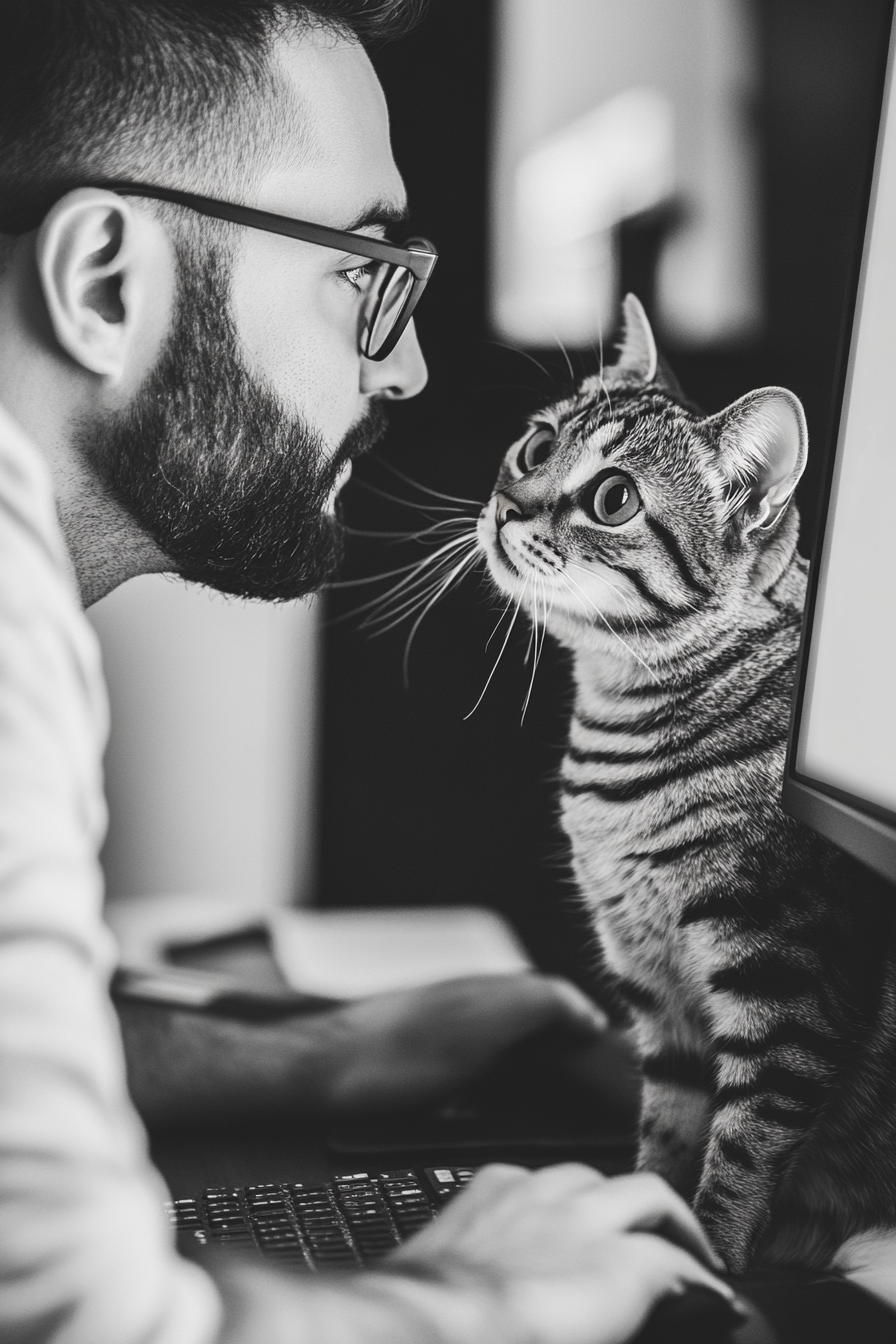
left=477, top=294, right=808, bottom=663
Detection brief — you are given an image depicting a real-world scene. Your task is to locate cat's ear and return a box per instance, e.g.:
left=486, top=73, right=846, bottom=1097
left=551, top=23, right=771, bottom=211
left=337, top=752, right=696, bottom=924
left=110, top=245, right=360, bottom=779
left=705, top=388, right=808, bottom=533
left=614, top=293, right=658, bottom=383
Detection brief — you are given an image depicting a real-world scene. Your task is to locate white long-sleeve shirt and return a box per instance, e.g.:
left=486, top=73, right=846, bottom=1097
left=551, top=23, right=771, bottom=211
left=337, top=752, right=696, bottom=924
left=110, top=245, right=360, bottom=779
left=0, top=403, right=220, bottom=1343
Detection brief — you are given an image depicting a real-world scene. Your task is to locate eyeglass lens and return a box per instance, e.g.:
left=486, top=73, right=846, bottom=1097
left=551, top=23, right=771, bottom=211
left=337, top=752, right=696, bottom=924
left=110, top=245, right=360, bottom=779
left=364, top=264, right=415, bottom=357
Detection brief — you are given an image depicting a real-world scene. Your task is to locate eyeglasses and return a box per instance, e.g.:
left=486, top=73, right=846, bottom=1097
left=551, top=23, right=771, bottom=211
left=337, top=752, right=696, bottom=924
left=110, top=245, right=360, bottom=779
left=84, top=181, right=438, bottom=361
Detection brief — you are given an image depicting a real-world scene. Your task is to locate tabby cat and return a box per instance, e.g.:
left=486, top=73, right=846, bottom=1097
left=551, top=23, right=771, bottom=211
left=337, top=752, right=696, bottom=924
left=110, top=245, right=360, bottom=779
left=477, top=295, right=896, bottom=1274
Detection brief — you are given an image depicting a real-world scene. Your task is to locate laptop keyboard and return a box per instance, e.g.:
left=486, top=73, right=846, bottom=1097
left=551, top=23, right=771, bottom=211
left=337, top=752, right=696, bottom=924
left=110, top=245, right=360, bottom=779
left=165, top=1166, right=475, bottom=1270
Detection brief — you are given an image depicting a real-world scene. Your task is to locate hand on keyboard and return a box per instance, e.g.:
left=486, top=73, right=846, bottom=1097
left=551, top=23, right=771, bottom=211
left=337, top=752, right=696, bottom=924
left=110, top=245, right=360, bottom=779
left=386, top=1165, right=739, bottom=1344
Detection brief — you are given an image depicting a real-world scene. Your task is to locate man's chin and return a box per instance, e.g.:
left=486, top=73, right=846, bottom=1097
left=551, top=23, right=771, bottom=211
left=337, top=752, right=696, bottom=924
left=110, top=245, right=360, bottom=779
left=173, top=512, right=345, bottom=603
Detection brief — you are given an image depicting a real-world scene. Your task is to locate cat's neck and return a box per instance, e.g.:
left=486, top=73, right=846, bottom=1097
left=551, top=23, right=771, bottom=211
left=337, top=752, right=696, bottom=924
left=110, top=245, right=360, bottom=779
left=569, top=511, right=806, bottom=705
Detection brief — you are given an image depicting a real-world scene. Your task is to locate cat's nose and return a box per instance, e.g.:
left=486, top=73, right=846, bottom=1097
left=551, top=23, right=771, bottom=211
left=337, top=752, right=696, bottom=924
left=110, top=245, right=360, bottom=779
left=494, top=492, right=527, bottom=528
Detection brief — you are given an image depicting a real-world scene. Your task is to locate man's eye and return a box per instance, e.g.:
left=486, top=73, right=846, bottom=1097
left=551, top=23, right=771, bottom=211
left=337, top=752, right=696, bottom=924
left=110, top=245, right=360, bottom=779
left=338, top=263, right=375, bottom=292
left=516, top=426, right=554, bottom=473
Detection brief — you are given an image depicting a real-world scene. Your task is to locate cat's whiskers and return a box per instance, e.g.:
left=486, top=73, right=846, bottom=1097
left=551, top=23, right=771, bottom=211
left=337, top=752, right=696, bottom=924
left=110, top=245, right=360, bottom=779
left=374, top=457, right=484, bottom=509
left=327, top=526, right=476, bottom=596
left=557, top=569, right=660, bottom=682
left=353, top=478, right=469, bottom=516
left=551, top=333, right=576, bottom=389
left=343, top=516, right=476, bottom=542
left=401, top=545, right=483, bottom=685
left=484, top=338, right=554, bottom=384
left=523, top=607, right=537, bottom=666
left=565, top=559, right=626, bottom=598
left=485, top=591, right=517, bottom=654
left=464, top=576, right=530, bottom=720
left=362, top=554, right=479, bottom=639
left=565, top=560, right=656, bottom=638
left=589, top=331, right=613, bottom=417
left=334, top=530, right=479, bottom=630
left=521, top=578, right=550, bottom=723
left=359, top=534, right=481, bottom=633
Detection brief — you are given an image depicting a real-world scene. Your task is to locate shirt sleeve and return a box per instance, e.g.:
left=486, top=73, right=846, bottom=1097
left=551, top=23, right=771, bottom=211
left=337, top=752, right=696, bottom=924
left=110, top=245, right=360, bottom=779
left=0, top=404, right=221, bottom=1344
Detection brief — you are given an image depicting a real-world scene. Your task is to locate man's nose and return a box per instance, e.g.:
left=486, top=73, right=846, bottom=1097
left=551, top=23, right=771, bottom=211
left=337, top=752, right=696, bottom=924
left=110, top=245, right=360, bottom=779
left=359, top=319, right=428, bottom=400
left=494, top=491, right=528, bottom=528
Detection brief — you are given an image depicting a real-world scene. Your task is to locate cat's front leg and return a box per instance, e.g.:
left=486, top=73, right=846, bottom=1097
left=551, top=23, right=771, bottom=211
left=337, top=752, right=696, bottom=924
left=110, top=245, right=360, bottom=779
left=637, top=1076, right=711, bottom=1200
left=630, top=1007, right=714, bottom=1199
left=694, top=1019, right=833, bottom=1273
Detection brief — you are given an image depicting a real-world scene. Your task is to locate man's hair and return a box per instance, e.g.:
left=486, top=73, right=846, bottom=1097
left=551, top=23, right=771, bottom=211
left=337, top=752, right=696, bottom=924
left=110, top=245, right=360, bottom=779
left=0, top=0, right=427, bottom=234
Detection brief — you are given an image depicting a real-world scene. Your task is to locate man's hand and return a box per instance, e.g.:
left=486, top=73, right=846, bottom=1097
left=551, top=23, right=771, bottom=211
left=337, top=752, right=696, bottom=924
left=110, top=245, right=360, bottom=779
left=216, top=1167, right=736, bottom=1344
left=384, top=1164, right=734, bottom=1343
left=322, top=972, right=610, bottom=1110
left=118, top=972, right=618, bottom=1124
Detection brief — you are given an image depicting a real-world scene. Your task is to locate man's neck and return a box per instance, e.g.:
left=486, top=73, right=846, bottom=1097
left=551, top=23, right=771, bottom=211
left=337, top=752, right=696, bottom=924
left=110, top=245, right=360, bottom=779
left=33, top=424, right=170, bottom=606
left=55, top=476, right=171, bottom=607
left=0, top=365, right=172, bottom=607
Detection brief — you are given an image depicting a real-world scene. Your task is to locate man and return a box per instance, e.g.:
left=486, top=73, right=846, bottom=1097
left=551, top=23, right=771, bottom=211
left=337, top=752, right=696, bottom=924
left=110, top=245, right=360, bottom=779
left=0, top=2, right=736, bottom=1340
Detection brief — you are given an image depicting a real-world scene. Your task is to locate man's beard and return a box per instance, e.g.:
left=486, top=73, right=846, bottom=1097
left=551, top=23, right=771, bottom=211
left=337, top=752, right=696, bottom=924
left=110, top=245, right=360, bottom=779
left=87, top=245, right=387, bottom=601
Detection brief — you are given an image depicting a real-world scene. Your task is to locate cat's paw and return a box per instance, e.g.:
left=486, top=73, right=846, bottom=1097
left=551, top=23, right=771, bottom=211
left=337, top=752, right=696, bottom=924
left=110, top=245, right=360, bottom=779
left=692, top=1192, right=754, bottom=1275
left=637, top=1131, right=704, bottom=1203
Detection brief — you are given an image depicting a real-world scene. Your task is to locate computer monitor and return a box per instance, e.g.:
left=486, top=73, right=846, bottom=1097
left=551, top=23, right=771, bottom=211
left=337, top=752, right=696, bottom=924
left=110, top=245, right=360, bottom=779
left=782, top=5, right=896, bottom=886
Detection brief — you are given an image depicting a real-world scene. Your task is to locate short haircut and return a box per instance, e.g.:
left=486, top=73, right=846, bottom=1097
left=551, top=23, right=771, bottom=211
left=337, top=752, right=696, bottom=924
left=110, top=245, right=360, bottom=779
left=0, top=0, right=427, bottom=234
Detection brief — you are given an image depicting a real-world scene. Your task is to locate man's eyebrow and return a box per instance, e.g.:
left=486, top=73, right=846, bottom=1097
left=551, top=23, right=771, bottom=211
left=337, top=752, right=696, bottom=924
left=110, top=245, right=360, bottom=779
left=344, top=199, right=410, bottom=234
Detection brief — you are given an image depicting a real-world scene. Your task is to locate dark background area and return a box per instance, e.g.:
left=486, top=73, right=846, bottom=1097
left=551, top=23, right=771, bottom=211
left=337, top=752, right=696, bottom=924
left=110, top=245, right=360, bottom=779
left=318, top=0, right=894, bottom=993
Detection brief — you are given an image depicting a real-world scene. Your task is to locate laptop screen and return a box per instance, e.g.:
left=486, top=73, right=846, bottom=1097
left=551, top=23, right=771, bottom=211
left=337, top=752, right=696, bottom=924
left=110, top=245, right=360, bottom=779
left=783, top=6, right=896, bottom=884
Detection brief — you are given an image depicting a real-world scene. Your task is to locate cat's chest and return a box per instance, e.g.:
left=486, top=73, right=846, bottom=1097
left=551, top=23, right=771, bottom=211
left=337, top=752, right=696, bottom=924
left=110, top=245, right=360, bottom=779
left=567, top=821, right=709, bottom=976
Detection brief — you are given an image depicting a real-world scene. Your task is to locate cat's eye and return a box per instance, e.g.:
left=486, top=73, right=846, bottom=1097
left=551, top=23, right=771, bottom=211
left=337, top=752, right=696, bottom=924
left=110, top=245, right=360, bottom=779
left=589, top=471, right=641, bottom=526
left=517, top=426, right=555, bottom=473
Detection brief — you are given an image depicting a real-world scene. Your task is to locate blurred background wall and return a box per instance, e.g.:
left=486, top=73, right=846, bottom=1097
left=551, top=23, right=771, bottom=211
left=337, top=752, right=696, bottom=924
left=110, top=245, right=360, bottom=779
left=90, top=582, right=320, bottom=910
left=92, top=0, right=893, bottom=987
left=491, top=0, right=761, bottom=347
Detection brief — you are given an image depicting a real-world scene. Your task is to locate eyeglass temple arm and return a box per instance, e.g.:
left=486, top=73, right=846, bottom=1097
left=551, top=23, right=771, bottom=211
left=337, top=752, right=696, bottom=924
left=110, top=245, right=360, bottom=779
left=90, top=180, right=438, bottom=279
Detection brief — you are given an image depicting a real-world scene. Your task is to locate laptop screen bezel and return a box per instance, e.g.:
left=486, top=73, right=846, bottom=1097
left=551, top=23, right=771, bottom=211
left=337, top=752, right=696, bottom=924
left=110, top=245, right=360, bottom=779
left=781, top=1, right=896, bottom=886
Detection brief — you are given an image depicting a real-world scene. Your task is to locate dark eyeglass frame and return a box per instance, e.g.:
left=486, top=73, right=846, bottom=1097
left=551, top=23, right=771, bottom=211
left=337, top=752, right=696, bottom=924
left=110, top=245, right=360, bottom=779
left=84, top=180, right=438, bottom=361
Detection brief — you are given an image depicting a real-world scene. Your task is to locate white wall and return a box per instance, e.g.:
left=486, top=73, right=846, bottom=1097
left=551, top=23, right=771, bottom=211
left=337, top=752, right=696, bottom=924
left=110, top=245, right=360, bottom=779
left=88, top=576, right=320, bottom=910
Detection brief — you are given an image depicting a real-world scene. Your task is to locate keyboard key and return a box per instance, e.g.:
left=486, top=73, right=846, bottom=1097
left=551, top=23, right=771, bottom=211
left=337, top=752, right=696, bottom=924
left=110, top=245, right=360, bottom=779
left=166, top=1200, right=203, bottom=1228
left=182, top=1165, right=482, bottom=1271
left=248, top=1196, right=287, bottom=1210
left=311, top=1249, right=359, bottom=1267
left=257, top=1231, right=301, bottom=1245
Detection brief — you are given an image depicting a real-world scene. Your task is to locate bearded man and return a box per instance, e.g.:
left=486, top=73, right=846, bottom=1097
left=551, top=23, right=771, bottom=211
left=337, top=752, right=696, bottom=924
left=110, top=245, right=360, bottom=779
left=0, top=2, right=738, bottom=1341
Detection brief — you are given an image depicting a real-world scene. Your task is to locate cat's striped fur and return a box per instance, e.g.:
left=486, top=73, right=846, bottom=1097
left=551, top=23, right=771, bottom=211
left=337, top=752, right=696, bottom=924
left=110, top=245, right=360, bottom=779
left=478, top=295, right=896, bottom=1274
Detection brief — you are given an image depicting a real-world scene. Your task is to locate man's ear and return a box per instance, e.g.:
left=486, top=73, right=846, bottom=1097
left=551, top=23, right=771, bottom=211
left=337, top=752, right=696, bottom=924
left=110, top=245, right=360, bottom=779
left=704, top=388, right=808, bottom=533
left=35, top=188, right=172, bottom=384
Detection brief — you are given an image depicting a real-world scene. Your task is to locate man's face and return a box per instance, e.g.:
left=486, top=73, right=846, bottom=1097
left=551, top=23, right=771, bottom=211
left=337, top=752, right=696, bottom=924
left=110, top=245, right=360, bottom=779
left=95, top=29, right=428, bottom=601
left=229, top=31, right=428, bottom=450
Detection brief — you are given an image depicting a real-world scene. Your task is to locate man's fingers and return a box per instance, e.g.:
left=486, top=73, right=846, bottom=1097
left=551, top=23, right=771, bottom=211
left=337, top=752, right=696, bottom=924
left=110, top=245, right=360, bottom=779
left=540, top=975, right=610, bottom=1035
left=515, top=1161, right=610, bottom=1200
left=580, top=1172, right=725, bottom=1271
left=446, top=973, right=608, bottom=1037
left=621, top=1231, right=736, bottom=1302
